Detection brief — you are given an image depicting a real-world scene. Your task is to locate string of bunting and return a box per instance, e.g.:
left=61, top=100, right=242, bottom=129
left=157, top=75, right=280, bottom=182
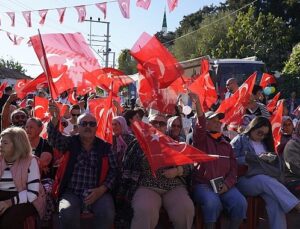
left=0, top=0, right=178, bottom=45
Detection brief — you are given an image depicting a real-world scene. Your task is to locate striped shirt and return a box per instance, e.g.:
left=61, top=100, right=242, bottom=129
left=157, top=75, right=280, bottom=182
left=0, top=158, right=40, bottom=205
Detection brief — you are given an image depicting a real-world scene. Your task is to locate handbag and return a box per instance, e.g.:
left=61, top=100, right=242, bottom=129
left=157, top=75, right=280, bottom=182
left=245, top=152, right=284, bottom=182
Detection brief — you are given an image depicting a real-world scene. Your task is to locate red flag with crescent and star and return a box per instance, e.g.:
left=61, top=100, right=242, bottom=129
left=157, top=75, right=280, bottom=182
left=132, top=120, right=216, bottom=174
left=270, top=100, right=284, bottom=153
left=34, top=96, right=50, bottom=122
left=30, top=32, right=100, bottom=99
left=131, top=32, right=183, bottom=89
left=14, top=79, right=29, bottom=99
left=259, top=73, right=276, bottom=88
left=266, top=92, right=281, bottom=113
left=189, top=59, right=217, bottom=112
left=216, top=73, right=257, bottom=129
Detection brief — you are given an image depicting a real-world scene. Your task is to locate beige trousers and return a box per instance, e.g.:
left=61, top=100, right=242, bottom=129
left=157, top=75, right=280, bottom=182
left=131, top=186, right=194, bottom=229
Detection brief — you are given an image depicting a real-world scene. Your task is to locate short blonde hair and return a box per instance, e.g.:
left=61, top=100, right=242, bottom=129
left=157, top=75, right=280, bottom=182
left=0, top=127, right=32, bottom=160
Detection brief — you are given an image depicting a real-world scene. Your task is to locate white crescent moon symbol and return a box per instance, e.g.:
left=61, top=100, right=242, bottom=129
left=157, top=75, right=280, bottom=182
left=156, top=58, right=165, bottom=76
left=265, top=76, right=271, bottom=82
left=52, top=72, right=64, bottom=83
left=99, top=108, right=105, bottom=119
left=238, top=83, right=249, bottom=99
left=167, top=142, right=187, bottom=154
left=34, top=105, right=44, bottom=111
left=17, top=82, right=25, bottom=88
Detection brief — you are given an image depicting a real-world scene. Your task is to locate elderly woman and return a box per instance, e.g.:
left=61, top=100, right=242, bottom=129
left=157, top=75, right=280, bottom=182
left=231, top=116, right=300, bottom=229
left=283, top=121, right=300, bottom=197
left=166, top=116, right=185, bottom=142
left=115, top=113, right=194, bottom=229
left=0, top=127, right=46, bottom=228
left=278, top=116, right=294, bottom=155
left=112, top=116, right=135, bottom=168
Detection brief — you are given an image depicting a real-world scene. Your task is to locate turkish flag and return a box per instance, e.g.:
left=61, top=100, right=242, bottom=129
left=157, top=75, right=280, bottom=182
left=266, top=92, right=281, bottom=113
left=17, top=73, right=48, bottom=99
left=189, top=59, right=217, bottom=112
left=136, top=0, right=151, bottom=9
left=6, top=12, right=15, bottom=26
left=118, top=0, right=130, bottom=19
left=34, top=96, right=50, bottom=122
left=217, top=73, right=257, bottom=129
left=132, top=120, right=216, bottom=174
left=6, top=32, right=24, bottom=45
left=270, top=100, right=283, bottom=153
left=75, top=5, right=86, bottom=22
left=14, top=79, right=29, bottom=99
left=260, top=73, right=276, bottom=88
left=131, top=32, right=183, bottom=89
left=88, top=92, right=116, bottom=143
left=57, top=8, right=66, bottom=24
left=95, top=3, right=107, bottom=19
left=0, top=82, right=8, bottom=98
left=167, top=0, right=178, bottom=12
left=67, top=89, right=78, bottom=105
left=38, top=9, right=48, bottom=25
left=22, top=11, right=32, bottom=27
left=138, top=74, right=186, bottom=114
left=30, top=32, right=100, bottom=99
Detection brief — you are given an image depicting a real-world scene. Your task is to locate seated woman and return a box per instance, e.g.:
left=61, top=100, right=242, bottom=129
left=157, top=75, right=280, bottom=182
left=25, top=118, right=53, bottom=179
left=190, top=92, right=247, bottom=229
left=115, top=113, right=194, bottom=229
left=166, top=116, right=185, bottom=142
left=112, top=116, right=135, bottom=168
left=283, top=120, right=300, bottom=197
left=0, top=127, right=46, bottom=228
left=231, top=116, right=300, bottom=229
left=278, top=116, right=294, bottom=155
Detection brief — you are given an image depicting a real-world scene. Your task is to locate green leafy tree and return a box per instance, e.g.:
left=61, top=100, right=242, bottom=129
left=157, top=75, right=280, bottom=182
left=216, top=7, right=292, bottom=71
left=118, top=49, right=137, bottom=75
left=155, top=31, right=176, bottom=48
left=0, top=57, right=26, bottom=74
left=283, top=42, right=300, bottom=76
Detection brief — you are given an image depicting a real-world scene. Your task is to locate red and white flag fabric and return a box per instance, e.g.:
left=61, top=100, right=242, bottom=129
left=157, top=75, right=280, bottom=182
left=6, top=12, right=15, bottom=26
left=38, top=9, right=48, bottom=25
left=216, top=73, right=257, bottom=129
left=88, top=92, right=116, bottom=143
left=131, top=32, right=183, bottom=89
left=293, top=105, right=300, bottom=117
left=95, top=3, right=107, bottom=19
left=260, top=73, right=276, bottom=88
left=17, top=73, right=48, bottom=99
left=30, top=32, right=100, bottom=99
left=34, top=96, right=50, bottom=122
left=14, top=79, right=29, bottom=99
left=22, top=11, right=32, bottom=27
left=67, top=89, right=78, bottom=105
left=132, top=120, right=216, bottom=174
left=57, top=7, right=66, bottom=24
left=266, top=92, right=281, bottom=113
left=189, top=59, right=217, bottom=112
left=136, top=0, right=151, bottom=10
left=0, top=82, right=8, bottom=98
left=75, top=5, right=86, bottom=22
left=118, top=0, right=130, bottom=19
left=167, top=0, right=178, bottom=12
left=6, top=32, right=24, bottom=45
left=270, top=100, right=284, bottom=153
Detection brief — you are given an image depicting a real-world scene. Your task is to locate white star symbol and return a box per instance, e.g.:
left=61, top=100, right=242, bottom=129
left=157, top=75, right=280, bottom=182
left=151, top=133, right=159, bottom=142
left=146, top=67, right=154, bottom=77
left=64, top=58, right=75, bottom=70
left=107, top=72, right=113, bottom=78
left=44, top=111, right=50, bottom=117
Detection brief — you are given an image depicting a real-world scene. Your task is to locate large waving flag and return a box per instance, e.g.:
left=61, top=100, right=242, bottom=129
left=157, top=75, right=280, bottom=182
left=266, top=92, right=281, bottom=113
left=260, top=73, right=276, bottom=88
left=30, top=32, right=100, bottom=99
left=216, top=73, right=257, bottom=129
left=131, top=32, right=183, bottom=89
left=16, top=73, right=47, bottom=99
left=132, top=120, right=216, bottom=174
left=189, top=59, right=217, bottom=112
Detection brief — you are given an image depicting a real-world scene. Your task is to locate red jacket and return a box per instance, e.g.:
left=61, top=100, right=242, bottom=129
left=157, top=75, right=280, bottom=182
left=193, top=115, right=237, bottom=189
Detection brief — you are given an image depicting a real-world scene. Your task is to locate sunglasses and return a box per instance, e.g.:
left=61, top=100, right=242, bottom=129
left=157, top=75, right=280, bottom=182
left=79, top=121, right=97, bottom=127
left=14, top=114, right=26, bottom=120
left=71, top=114, right=81, bottom=117
left=151, top=120, right=166, bottom=127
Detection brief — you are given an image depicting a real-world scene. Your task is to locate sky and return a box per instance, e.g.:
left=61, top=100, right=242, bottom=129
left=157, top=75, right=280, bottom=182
left=0, top=0, right=224, bottom=77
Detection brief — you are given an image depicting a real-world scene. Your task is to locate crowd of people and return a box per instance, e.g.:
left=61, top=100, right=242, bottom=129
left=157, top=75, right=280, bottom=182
left=0, top=78, right=299, bottom=229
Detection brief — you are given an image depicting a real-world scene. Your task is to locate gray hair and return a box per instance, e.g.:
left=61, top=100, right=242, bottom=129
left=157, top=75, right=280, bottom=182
left=77, top=112, right=96, bottom=124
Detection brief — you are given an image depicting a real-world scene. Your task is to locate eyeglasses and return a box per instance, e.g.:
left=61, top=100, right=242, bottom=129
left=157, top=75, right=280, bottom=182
left=13, top=114, right=26, bottom=120
left=71, top=114, right=81, bottom=117
left=171, top=124, right=182, bottom=128
left=150, top=120, right=166, bottom=127
left=79, top=121, right=97, bottom=127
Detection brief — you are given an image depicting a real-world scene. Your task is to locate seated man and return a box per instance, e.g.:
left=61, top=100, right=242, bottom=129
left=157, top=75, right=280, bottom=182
left=47, top=101, right=117, bottom=229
